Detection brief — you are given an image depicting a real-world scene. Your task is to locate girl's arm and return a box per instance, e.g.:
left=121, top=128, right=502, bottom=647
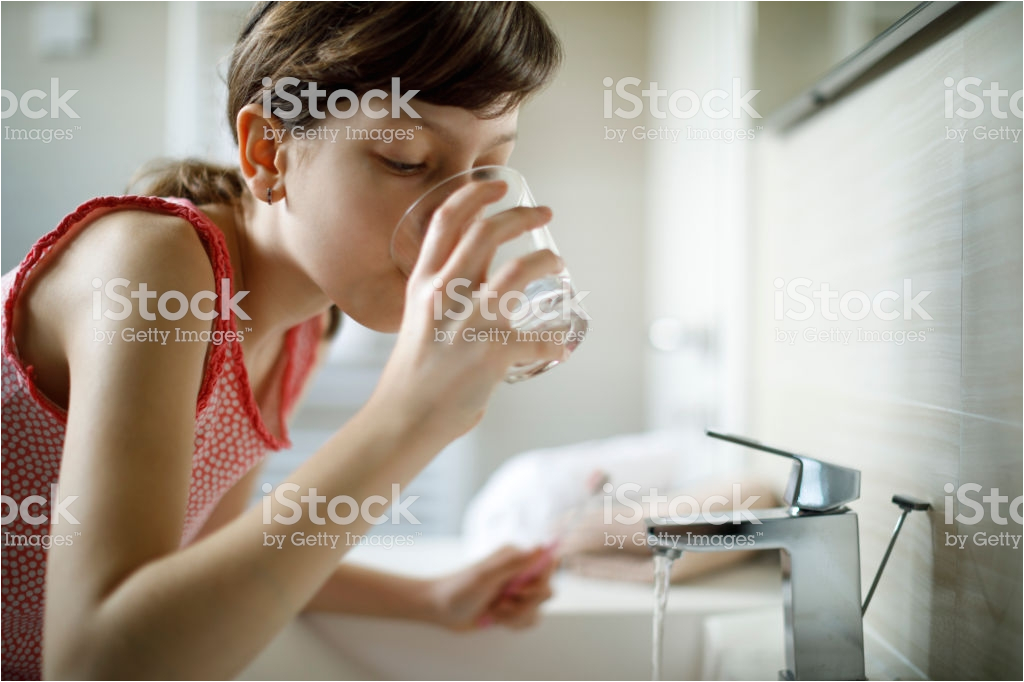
left=305, top=548, right=556, bottom=631
left=192, top=455, right=556, bottom=631
left=192, top=459, right=555, bottom=631
left=191, top=391, right=555, bottom=633
left=41, top=184, right=564, bottom=679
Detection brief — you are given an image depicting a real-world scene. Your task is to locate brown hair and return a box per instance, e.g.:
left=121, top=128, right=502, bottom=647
left=129, top=1, right=562, bottom=205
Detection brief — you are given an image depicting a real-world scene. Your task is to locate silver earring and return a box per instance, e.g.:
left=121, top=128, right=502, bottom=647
left=266, top=187, right=273, bottom=205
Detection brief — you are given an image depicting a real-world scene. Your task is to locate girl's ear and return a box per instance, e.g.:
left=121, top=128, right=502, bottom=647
left=236, top=102, right=289, bottom=202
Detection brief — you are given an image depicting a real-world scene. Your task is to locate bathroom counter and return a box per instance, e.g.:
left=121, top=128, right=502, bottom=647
left=239, top=537, right=785, bottom=681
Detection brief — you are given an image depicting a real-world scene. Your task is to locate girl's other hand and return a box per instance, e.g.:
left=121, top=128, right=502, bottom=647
left=427, top=545, right=557, bottom=632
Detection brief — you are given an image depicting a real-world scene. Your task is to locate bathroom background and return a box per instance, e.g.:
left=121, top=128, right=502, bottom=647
left=2, top=2, right=1020, bottom=679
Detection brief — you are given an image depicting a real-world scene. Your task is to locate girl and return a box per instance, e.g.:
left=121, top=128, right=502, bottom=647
left=1, top=2, right=568, bottom=678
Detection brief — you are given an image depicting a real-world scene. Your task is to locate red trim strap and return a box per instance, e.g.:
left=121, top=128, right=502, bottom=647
left=1, top=194, right=319, bottom=451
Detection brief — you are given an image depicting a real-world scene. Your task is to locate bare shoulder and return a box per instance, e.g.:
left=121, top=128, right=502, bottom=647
left=16, top=207, right=222, bottom=368
left=24, top=208, right=217, bottom=322
left=66, top=208, right=215, bottom=286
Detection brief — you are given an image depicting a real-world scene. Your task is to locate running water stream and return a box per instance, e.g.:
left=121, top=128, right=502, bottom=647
left=651, top=552, right=678, bottom=681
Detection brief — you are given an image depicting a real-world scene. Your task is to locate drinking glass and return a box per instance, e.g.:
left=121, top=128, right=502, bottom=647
left=391, top=166, right=588, bottom=382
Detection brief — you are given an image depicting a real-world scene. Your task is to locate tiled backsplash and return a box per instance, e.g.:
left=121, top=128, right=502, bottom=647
left=748, top=3, right=1022, bottom=678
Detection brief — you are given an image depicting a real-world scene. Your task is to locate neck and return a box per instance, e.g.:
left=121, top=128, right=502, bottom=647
left=211, top=191, right=332, bottom=343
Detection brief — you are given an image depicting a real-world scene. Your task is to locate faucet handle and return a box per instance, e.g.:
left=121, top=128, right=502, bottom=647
left=706, top=430, right=861, bottom=512
left=892, top=494, right=930, bottom=511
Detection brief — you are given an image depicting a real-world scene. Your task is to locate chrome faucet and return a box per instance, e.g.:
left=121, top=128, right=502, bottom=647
left=647, top=431, right=865, bottom=681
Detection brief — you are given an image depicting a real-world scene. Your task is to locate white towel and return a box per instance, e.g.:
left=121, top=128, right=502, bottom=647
left=461, top=428, right=728, bottom=560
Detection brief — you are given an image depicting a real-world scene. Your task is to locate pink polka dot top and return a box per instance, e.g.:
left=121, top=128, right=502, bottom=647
left=1, top=195, right=325, bottom=679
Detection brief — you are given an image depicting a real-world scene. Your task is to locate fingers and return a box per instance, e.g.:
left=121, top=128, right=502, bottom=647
left=443, top=205, right=553, bottom=282
left=472, top=549, right=556, bottom=631
left=489, top=249, right=563, bottom=299
left=501, top=547, right=558, bottom=595
left=479, top=544, right=537, bottom=573
left=533, top=557, right=559, bottom=587
left=507, top=580, right=554, bottom=602
left=503, top=559, right=556, bottom=601
left=473, top=545, right=546, bottom=593
left=497, top=580, right=554, bottom=608
left=507, top=339, right=568, bottom=367
left=488, top=589, right=551, bottom=630
left=429, top=249, right=564, bottom=347
left=476, top=544, right=555, bottom=596
left=413, top=180, right=508, bottom=277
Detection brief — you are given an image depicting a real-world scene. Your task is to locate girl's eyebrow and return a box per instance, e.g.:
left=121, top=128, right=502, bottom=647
left=488, top=131, right=518, bottom=148
left=417, top=118, right=517, bottom=150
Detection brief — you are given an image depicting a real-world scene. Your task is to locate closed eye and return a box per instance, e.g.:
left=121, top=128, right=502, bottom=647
left=380, top=156, right=427, bottom=175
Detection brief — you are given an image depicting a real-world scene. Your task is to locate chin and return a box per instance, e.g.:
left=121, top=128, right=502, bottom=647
left=325, top=274, right=406, bottom=334
left=342, top=297, right=405, bottom=334
left=357, top=314, right=403, bottom=334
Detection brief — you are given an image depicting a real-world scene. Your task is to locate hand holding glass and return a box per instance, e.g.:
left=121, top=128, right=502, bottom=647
left=391, top=166, right=588, bottom=382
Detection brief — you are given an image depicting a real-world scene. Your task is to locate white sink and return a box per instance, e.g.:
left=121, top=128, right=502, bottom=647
left=239, top=538, right=784, bottom=681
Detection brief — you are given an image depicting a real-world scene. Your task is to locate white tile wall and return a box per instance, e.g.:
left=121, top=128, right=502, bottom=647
left=748, top=4, right=1022, bottom=678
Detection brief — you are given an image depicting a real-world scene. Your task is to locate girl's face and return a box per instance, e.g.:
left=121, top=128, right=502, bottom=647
left=278, top=101, right=519, bottom=333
